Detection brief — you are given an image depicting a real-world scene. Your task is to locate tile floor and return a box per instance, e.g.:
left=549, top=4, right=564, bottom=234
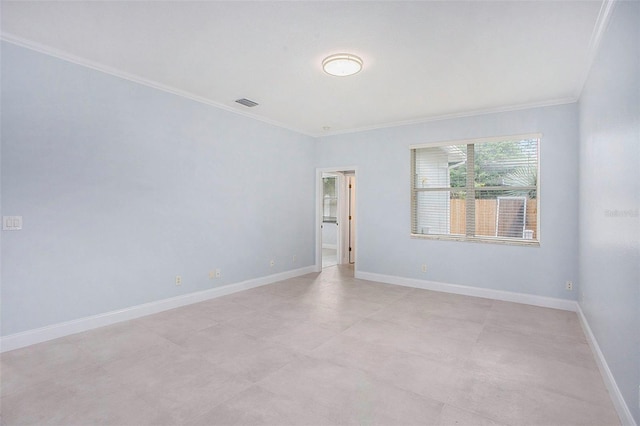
left=0, top=265, right=620, bottom=426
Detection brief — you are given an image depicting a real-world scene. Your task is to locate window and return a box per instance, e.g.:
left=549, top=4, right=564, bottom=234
left=411, top=134, right=539, bottom=245
left=323, top=176, right=338, bottom=223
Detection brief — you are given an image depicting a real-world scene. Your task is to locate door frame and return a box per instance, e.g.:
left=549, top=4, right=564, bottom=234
left=344, top=173, right=356, bottom=264
left=315, top=166, right=358, bottom=272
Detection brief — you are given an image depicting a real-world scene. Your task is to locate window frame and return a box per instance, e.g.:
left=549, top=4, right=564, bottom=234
left=410, top=133, right=541, bottom=247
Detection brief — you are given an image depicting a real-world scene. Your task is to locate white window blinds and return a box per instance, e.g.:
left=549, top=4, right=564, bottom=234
left=411, top=135, right=540, bottom=245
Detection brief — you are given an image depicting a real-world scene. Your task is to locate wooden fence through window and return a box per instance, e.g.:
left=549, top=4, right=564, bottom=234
left=450, top=199, right=537, bottom=238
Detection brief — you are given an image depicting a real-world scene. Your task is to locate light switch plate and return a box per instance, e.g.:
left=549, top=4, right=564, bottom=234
left=3, top=216, right=22, bottom=231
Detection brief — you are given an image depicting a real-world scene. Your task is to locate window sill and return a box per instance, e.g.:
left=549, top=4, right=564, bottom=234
left=410, top=233, right=540, bottom=247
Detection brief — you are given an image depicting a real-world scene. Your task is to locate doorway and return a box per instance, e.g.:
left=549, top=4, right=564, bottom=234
left=316, top=167, right=357, bottom=271
left=321, top=173, right=339, bottom=267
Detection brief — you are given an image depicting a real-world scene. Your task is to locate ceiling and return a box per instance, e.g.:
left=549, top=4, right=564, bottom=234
left=1, top=1, right=607, bottom=136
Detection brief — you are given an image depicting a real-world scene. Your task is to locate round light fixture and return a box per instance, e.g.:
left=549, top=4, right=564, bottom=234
left=322, top=53, right=363, bottom=77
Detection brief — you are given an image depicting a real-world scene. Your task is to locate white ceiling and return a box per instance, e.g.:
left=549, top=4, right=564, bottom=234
left=1, top=1, right=607, bottom=136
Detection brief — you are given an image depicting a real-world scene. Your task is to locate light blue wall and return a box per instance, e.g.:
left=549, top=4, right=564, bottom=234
left=578, top=1, right=640, bottom=423
left=0, top=42, right=316, bottom=336
left=317, top=104, right=580, bottom=300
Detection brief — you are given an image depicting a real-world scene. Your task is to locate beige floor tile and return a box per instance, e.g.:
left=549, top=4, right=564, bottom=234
left=304, top=305, right=369, bottom=331
left=304, top=265, right=353, bottom=283
left=438, top=404, right=508, bottom=426
left=103, top=349, right=219, bottom=390
left=50, top=364, right=127, bottom=398
left=476, top=324, right=597, bottom=369
left=220, top=288, right=291, bottom=311
left=310, top=334, right=464, bottom=403
left=139, top=371, right=251, bottom=424
left=214, top=343, right=306, bottom=383
left=0, top=337, right=95, bottom=379
left=175, top=323, right=313, bottom=382
left=260, top=278, right=389, bottom=318
left=65, top=320, right=180, bottom=364
left=59, top=388, right=165, bottom=426
left=370, top=307, right=485, bottom=343
left=221, top=310, right=292, bottom=338
left=264, top=322, right=339, bottom=353
left=1, top=363, right=144, bottom=426
left=342, top=317, right=474, bottom=364
left=262, top=299, right=366, bottom=331
left=308, top=292, right=386, bottom=316
left=315, top=278, right=412, bottom=305
left=1, top=338, right=97, bottom=394
left=449, top=367, right=620, bottom=425
left=486, top=300, right=585, bottom=340
left=259, top=277, right=330, bottom=299
left=135, top=304, right=222, bottom=344
left=405, top=287, right=495, bottom=307
left=258, top=356, right=444, bottom=424
left=389, top=290, right=493, bottom=323
left=0, top=360, right=31, bottom=398
left=101, top=349, right=253, bottom=423
left=1, top=380, right=77, bottom=425
left=467, top=343, right=612, bottom=405
left=310, top=334, right=397, bottom=369
left=176, top=324, right=266, bottom=364
left=191, top=297, right=260, bottom=323
left=189, top=385, right=334, bottom=426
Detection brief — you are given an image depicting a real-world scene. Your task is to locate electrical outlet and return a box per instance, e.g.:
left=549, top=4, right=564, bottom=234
left=175, top=275, right=182, bottom=286
left=421, top=264, right=428, bottom=272
left=565, top=280, right=573, bottom=291
left=292, top=255, right=296, bottom=262
left=215, top=268, right=221, bottom=278
left=270, top=260, right=275, bottom=267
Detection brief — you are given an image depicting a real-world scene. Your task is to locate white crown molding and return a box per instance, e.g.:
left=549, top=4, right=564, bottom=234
left=0, top=265, right=316, bottom=353
left=314, top=97, right=578, bottom=138
left=355, top=271, right=579, bottom=311
left=576, top=304, right=636, bottom=426
left=3, top=33, right=580, bottom=140
left=0, top=33, right=315, bottom=138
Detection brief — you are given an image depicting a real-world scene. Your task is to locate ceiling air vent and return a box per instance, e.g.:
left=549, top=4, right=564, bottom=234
left=235, top=98, right=259, bottom=108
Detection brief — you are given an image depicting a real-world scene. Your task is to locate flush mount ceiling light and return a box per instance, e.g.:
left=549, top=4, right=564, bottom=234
left=322, top=53, right=363, bottom=77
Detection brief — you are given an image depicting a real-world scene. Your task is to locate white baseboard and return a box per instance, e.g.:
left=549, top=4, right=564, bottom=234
left=355, top=271, right=578, bottom=311
left=576, top=305, right=636, bottom=426
left=0, top=266, right=316, bottom=353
